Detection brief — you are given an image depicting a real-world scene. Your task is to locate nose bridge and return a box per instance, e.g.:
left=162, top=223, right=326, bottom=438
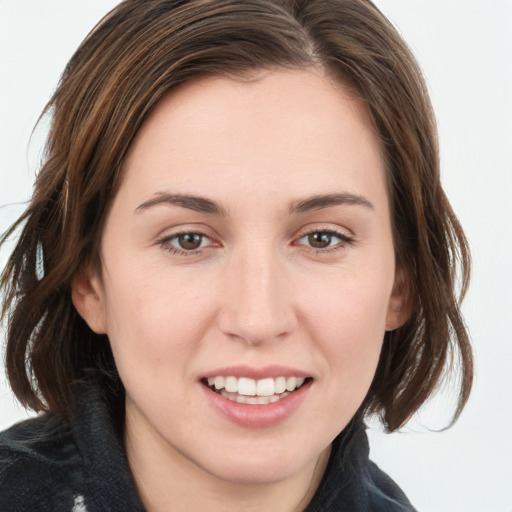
left=219, top=237, right=295, bottom=345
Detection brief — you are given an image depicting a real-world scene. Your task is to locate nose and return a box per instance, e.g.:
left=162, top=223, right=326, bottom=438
left=217, top=242, right=297, bottom=346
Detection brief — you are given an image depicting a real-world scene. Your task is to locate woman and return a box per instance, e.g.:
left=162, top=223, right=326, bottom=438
left=0, top=0, right=473, bottom=510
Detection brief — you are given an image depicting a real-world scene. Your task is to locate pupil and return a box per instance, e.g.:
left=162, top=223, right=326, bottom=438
left=179, top=233, right=202, bottom=250
left=308, top=232, right=331, bottom=248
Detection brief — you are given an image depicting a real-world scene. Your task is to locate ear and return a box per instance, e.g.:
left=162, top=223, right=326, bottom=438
left=71, top=263, right=108, bottom=334
left=385, top=268, right=412, bottom=331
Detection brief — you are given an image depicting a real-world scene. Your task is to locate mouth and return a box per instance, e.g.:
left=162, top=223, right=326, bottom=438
left=201, top=375, right=313, bottom=405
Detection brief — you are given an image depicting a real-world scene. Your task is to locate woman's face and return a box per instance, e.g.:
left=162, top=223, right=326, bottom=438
left=73, top=69, right=406, bottom=484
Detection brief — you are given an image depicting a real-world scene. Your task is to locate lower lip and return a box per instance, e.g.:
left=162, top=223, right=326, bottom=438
left=200, top=380, right=312, bottom=428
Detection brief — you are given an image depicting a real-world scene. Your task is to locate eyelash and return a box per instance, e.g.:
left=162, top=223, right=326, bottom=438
left=295, top=228, right=356, bottom=254
left=158, top=228, right=355, bottom=257
left=158, top=231, right=214, bottom=257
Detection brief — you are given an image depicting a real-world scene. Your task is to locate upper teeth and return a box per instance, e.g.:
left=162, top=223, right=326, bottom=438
left=207, top=376, right=306, bottom=396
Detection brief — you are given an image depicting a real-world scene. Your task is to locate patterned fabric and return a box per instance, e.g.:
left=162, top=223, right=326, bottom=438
left=72, top=495, right=87, bottom=512
left=0, top=374, right=416, bottom=511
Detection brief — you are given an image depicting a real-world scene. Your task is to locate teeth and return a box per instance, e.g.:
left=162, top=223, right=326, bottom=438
left=213, top=377, right=225, bottom=389
left=257, top=378, right=274, bottom=397
left=219, top=389, right=292, bottom=404
left=206, top=375, right=308, bottom=397
left=286, top=377, right=297, bottom=391
left=214, top=376, right=225, bottom=390
left=225, top=376, right=238, bottom=393
left=238, top=377, right=257, bottom=396
left=274, top=376, right=287, bottom=394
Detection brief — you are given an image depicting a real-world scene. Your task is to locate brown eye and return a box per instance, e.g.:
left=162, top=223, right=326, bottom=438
left=297, top=229, right=354, bottom=253
left=160, top=231, right=214, bottom=255
left=307, top=232, right=334, bottom=249
left=177, top=233, right=203, bottom=250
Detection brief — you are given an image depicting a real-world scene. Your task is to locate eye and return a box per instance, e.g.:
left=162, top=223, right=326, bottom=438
left=159, top=231, right=212, bottom=255
left=174, top=233, right=205, bottom=250
left=296, top=229, right=354, bottom=252
left=303, top=232, right=337, bottom=249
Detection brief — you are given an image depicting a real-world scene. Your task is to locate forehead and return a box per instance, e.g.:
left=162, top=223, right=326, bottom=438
left=117, top=68, right=386, bottom=212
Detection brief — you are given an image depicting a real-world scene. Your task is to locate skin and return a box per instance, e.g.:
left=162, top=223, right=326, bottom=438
left=72, top=68, right=408, bottom=512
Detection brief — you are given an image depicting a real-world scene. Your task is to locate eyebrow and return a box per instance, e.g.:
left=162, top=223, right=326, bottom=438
left=289, top=192, right=374, bottom=214
left=135, top=191, right=374, bottom=216
left=135, top=193, right=227, bottom=216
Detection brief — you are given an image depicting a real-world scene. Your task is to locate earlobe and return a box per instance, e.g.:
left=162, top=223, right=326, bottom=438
left=385, top=269, right=412, bottom=332
left=71, top=264, right=107, bottom=334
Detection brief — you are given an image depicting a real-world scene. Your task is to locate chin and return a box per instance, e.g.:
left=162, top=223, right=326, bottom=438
left=195, top=439, right=330, bottom=486
left=205, top=460, right=304, bottom=486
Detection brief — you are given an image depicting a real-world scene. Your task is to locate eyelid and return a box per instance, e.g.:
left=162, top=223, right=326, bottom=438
left=293, top=225, right=356, bottom=252
left=157, top=226, right=220, bottom=256
left=298, top=225, right=353, bottom=238
left=294, top=222, right=354, bottom=239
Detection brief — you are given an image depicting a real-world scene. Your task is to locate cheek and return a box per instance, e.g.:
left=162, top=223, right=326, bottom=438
left=101, top=263, right=219, bottom=372
left=300, top=264, right=393, bottom=379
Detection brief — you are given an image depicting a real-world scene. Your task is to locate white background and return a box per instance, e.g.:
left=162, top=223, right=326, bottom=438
left=1, top=1, right=511, bottom=511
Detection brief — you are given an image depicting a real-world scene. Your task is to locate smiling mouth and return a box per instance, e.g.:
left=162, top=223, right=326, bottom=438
left=201, top=376, right=312, bottom=405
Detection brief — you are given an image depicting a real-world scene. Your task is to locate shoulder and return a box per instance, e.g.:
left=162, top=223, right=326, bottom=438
left=307, top=419, right=417, bottom=512
left=0, top=414, right=84, bottom=511
left=365, top=460, right=417, bottom=512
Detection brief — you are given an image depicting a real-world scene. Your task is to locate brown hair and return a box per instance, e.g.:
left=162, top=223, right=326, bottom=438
left=0, top=0, right=472, bottom=431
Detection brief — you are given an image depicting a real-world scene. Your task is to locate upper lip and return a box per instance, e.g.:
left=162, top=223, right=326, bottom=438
left=201, top=365, right=311, bottom=380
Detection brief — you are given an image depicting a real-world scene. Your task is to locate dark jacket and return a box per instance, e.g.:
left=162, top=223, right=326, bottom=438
left=0, top=375, right=416, bottom=511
